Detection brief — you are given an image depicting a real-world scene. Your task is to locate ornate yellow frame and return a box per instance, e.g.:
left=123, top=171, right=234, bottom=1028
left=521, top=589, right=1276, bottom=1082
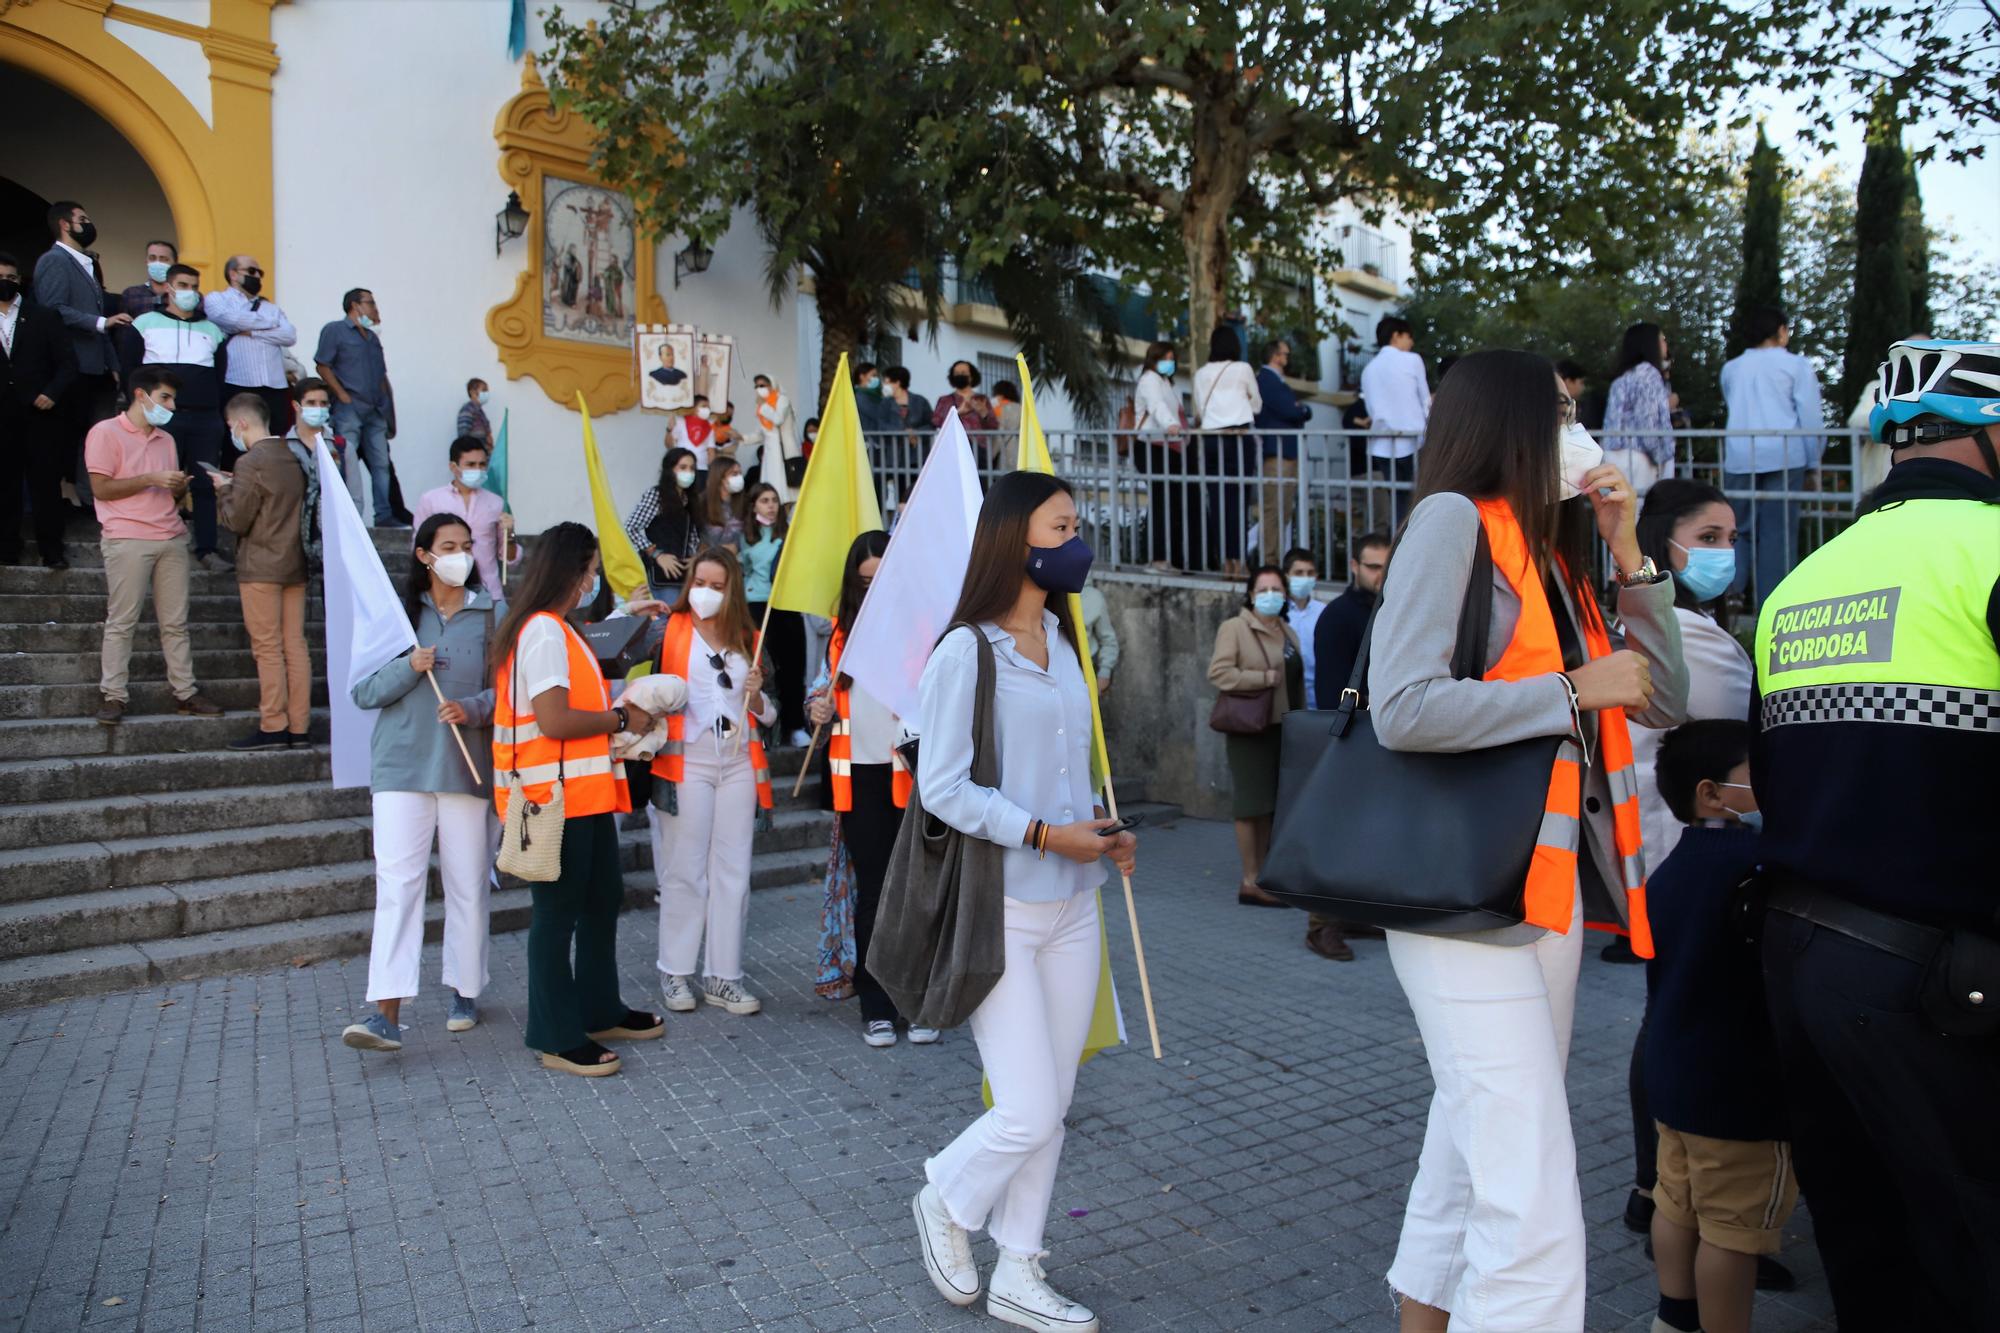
left=486, top=58, right=665, bottom=415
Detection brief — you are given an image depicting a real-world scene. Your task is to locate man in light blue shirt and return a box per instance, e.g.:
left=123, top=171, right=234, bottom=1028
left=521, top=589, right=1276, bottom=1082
left=1720, top=305, right=1824, bottom=606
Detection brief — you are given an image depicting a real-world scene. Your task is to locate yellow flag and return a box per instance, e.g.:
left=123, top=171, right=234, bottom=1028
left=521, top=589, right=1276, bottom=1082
left=767, top=354, right=883, bottom=617
left=576, top=392, right=649, bottom=603
left=1018, top=355, right=1125, bottom=1067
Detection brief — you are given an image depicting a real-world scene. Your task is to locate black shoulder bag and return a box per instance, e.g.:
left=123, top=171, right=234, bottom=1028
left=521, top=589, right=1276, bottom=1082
left=1260, top=527, right=1569, bottom=933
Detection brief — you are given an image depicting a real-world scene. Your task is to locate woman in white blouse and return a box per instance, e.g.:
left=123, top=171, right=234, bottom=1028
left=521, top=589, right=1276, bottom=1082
left=911, top=471, right=1138, bottom=1333
left=648, top=546, right=777, bottom=1018
left=1191, top=326, right=1262, bottom=576
left=1132, top=339, right=1191, bottom=572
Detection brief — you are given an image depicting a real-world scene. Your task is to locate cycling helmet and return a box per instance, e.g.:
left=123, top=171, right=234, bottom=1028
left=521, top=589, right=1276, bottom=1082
left=1869, top=339, right=2000, bottom=447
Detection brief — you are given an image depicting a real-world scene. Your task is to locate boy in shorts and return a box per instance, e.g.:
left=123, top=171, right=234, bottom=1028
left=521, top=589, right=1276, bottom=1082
left=1645, top=719, right=1796, bottom=1333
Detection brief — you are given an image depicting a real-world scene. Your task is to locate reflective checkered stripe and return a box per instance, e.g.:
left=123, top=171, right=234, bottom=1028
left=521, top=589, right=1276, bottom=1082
left=1762, top=682, right=2000, bottom=732
left=648, top=611, right=773, bottom=810
left=827, top=626, right=911, bottom=815
left=493, top=613, right=629, bottom=820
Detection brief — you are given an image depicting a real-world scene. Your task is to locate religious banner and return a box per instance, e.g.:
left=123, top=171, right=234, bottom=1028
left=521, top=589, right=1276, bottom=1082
left=637, top=323, right=698, bottom=412
left=541, top=174, right=637, bottom=347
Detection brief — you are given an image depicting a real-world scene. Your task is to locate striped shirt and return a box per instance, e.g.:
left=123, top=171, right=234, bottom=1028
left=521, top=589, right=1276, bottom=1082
left=204, top=287, right=297, bottom=390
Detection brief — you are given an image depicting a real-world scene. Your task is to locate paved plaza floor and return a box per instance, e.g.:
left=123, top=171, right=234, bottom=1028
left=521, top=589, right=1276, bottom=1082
left=0, top=818, right=1834, bottom=1332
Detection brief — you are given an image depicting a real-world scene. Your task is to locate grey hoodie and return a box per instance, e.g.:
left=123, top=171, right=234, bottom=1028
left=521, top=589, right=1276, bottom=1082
left=352, top=588, right=497, bottom=795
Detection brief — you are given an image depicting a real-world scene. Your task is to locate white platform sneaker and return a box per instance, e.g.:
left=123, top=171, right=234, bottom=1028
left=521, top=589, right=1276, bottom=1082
left=912, top=1184, right=980, bottom=1307
left=986, top=1249, right=1099, bottom=1332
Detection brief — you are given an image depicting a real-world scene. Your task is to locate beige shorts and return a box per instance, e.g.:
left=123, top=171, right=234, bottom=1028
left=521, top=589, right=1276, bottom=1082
left=1652, top=1122, right=1798, bottom=1255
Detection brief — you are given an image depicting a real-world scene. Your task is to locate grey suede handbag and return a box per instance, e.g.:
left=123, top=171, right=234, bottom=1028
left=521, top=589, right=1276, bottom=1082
left=869, top=623, right=1007, bottom=1029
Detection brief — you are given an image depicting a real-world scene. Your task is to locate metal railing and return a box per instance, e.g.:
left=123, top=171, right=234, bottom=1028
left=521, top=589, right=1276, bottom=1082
left=858, top=427, right=1872, bottom=597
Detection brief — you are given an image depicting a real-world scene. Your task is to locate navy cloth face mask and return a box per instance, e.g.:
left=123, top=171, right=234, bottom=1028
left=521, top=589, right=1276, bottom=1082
left=1025, top=536, right=1094, bottom=595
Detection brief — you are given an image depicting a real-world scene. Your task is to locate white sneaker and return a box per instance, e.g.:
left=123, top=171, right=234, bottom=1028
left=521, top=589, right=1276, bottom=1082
left=912, top=1184, right=980, bottom=1307
left=907, top=1026, right=941, bottom=1045
left=661, top=974, right=697, bottom=1013
left=987, top=1250, right=1098, bottom=1331
left=787, top=728, right=812, bottom=748
left=700, top=975, right=762, bottom=1015
left=863, top=1020, right=898, bottom=1048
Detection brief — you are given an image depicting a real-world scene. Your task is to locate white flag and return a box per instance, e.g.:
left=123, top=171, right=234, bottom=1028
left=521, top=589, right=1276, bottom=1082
left=317, top=446, right=419, bottom=789
left=840, top=414, right=984, bottom=721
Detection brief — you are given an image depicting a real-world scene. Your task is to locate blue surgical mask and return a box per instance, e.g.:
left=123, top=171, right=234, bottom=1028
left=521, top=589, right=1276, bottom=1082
left=357, top=315, right=375, bottom=330
left=141, top=399, right=173, bottom=428
left=1252, top=590, right=1287, bottom=617
left=1717, top=783, right=1762, bottom=832
left=475, top=390, right=490, bottom=405
left=1155, top=359, right=1176, bottom=377
left=1287, top=575, right=1314, bottom=601
left=1670, top=539, right=1735, bottom=603
left=577, top=574, right=600, bottom=610
left=1024, top=536, right=1094, bottom=595
left=458, top=467, right=488, bottom=488
left=299, top=405, right=331, bottom=428
left=171, top=289, right=200, bottom=313
left=146, top=261, right=170, bottom=284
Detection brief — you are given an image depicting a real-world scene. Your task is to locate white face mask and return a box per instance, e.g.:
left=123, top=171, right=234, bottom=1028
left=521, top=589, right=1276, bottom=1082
left=724, top=473, right=744, bottom=494
left=674, top=469, right=697, bottom=490
left=429, top=551, right=474, bottom=587
left=1557, top=422, right=1604, bottom=501
left=688, top=586, right=725, bottom=620
left=695, top=405, right=712, bottom=421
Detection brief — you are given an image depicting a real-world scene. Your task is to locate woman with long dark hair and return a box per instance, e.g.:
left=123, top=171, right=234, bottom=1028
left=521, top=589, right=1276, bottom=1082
left=489, top=523, right=663, bottom=1077
left=647, top=545, right=775, bottom=1019
left=699, top=455, right=746, bottom=550
left=742, top=481, right=808, bottom=743
left=342, top=514, right=497, bottom=1052
left=1133, top=338, right=1189, bottom=571
left=1206, top=563, right=1302, bottom=909
left=1367, top=350, right=1689, bottom=1328
left=1603, top=322, right=1678, bottom=496
left=910, top=471, right=1137, bottom=1332
left=626, top=446, right=701, bottom=594
left=806, top=530, right=942, bottom=1049
left=1192, top=325, right=1262, bottom=575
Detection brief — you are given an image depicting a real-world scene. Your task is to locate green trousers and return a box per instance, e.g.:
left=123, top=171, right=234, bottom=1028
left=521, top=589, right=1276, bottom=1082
left=524, top=811, right=629, bottom=1054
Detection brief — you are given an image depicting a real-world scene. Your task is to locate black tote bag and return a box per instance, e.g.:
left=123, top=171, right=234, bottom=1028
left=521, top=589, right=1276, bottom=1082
left=1260, top=527, right=1567, bottom=933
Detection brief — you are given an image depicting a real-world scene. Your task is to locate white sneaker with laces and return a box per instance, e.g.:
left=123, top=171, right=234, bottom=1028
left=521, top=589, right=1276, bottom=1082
left=986, top=1250, right=1098, bottom=1331
left=863, top=1020, right=897, bottom=1048
left=661, top=974, right=697, bottom=1013
left=906, top=1026, right=941, bottom=1045
left=700, top=975, right=762, bottom=1015
left=912, top=1184, right=980, bottom=1307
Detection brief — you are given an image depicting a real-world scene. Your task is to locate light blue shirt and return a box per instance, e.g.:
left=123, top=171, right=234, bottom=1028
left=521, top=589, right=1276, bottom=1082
left=916, top=613, right=1104, bottom=903
left=1720, top=346, right=1824, bottom=474
left=740, top=532, right=781, bottom=601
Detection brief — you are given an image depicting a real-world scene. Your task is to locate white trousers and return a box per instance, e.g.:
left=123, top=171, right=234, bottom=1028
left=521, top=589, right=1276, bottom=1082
left=365, top=791, right=495, bottom=1003
left=927, top=891, right=1101, bottom=1256
left=650, top=737, right=758, bottom=980
left=1384, top=896, right=1587, bottom=1332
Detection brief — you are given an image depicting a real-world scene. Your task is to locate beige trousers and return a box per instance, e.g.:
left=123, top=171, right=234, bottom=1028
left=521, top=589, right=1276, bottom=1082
left=99, top=537, right=194, bottom=703
left=239, top=581, right=311, bottom=733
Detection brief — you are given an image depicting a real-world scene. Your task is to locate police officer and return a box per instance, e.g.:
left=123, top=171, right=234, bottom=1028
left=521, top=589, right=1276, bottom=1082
left=1751, top=338, right=2000, bottom=1328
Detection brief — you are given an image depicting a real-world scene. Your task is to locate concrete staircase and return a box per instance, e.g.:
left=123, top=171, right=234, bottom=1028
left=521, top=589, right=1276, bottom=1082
left=0, top=527, right=1180, bottom=1009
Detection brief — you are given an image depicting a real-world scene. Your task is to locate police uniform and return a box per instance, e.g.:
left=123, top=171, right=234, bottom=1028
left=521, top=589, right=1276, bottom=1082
left=1750, top=452, right=2000, bottom=1328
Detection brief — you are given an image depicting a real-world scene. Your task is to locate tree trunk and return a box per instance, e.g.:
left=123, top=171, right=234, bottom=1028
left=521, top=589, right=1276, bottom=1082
left=1182, top=91, right=1254, bottom=371
left=813, top=277, right=869, bottom=421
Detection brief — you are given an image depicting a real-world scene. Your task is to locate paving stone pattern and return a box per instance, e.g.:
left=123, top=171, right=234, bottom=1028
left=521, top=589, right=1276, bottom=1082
left=0, top=818, right=1833, bottom=1331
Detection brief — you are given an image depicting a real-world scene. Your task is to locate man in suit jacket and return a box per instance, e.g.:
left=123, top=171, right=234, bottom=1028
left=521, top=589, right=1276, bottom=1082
left=32, top=202, right=129, bottom=505
left=0, top=252, right=79, bottom=567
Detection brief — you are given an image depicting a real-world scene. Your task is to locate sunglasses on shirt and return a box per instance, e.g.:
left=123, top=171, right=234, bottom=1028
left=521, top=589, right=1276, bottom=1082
left=707, top=651, right=732, bottom=691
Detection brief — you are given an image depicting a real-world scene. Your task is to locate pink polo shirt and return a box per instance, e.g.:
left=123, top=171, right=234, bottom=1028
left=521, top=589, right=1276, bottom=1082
left=85, top=413, right=186, bottom=541
left=411, top=483, right=519, bottom=596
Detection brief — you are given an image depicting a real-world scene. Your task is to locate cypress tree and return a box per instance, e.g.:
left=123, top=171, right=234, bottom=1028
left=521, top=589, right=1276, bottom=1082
left=1729, top=126, right=1785, bottom=358
left=1903, top=159, right=1931, bottom=334
left=1842, top=97, right=1912, bottom=414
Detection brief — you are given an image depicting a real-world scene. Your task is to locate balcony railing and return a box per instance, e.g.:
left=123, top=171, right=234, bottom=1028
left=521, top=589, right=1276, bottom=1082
left=1331, top=225, right=1399, bottom=289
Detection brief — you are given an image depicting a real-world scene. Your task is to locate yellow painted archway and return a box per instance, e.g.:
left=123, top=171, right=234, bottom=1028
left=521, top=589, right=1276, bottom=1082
left=0, top=0, right=279, bottom=280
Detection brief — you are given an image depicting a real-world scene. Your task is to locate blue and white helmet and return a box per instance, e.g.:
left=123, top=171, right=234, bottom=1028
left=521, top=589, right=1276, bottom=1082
left=1869, top=339, right=2000, bottom=445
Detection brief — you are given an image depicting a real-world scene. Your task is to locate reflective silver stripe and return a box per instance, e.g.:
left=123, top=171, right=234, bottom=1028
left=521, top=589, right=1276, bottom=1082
left=1621, top=853, right=1647, bottom=890
left=831, top=717, right=851, bottom=738
left=1605, top=764, right=1641, bottom=804
left=751, top=766, right=770, bottom=786
left=659, top=739, right=685, bottom=756
left=1762, top=682, right=2000, bottom=731
left=496, top=716, right=543, bottom=744
left=829, top=757, right=852, bottom=777
left=511, top=753, right=616, bottom=786
left=1537, top=810, right=1580, bottom=851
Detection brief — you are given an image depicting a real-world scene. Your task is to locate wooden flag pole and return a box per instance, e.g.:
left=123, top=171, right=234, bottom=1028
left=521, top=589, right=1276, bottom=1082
left=424, top=669, right=482, bottom=786
left=790, top=720, right=827, bottom=798
left=1097, top=776, right=1162, bottom=1059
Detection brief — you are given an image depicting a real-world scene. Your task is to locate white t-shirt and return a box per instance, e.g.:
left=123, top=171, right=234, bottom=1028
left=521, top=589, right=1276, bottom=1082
left=1360, top=345, right=1431, bottom=459
left=513, top=615, right=579, bottom=704
left=1192, top=360, right=1262, bottom=429
left=676, top=628, right=778, bottom=739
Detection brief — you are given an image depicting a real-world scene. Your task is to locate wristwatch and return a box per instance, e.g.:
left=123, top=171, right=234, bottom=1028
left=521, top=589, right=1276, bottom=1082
left=1613, top=556, right=1667, bottom=588
left=612, top=705, right=630, bottom=734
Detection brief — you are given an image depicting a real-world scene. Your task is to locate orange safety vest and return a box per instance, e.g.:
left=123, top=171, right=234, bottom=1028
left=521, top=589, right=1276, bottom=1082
left=492, top=612, right=630, bottom=820
left=649, top=612, right=774, bottom=809
left=1476, top=500, right=1653, bottom=957
left=827, top=625, right=912, bottom=813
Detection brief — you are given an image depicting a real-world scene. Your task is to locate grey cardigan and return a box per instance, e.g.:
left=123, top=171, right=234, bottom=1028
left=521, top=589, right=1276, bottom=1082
left=351, top=589, right=497, bottom=796
left=1368, top=493, right=1688, bottom=939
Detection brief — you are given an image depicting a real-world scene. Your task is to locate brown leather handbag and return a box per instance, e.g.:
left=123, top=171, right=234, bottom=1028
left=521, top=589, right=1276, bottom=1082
left=1209, top=623, right=1275, bottom=734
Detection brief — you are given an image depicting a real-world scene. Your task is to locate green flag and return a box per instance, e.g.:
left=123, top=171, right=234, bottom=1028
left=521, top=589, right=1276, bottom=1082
left=486, top=409, right=511, bottom=513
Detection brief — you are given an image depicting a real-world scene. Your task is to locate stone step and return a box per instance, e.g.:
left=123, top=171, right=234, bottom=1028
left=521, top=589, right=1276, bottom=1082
left=0, top=620, right=275, bottom=653
left=0, top=676, right=330, bottom=720
left=0, top=592, right=327, bottom=625
left=0, top=781, right=371, bottom=852
left=0, top=564, right=249, bottom=597
left=0, top=816, right=371, bottom=905
left=22, top=532, right=416, bottom=571
left=0, top=845, right=826, bottom=1009
left=0, top=708, right=327, bottom=760
left=0, top=646, right=326, bottom=686
left=0, top=744, right=331, bottom=803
